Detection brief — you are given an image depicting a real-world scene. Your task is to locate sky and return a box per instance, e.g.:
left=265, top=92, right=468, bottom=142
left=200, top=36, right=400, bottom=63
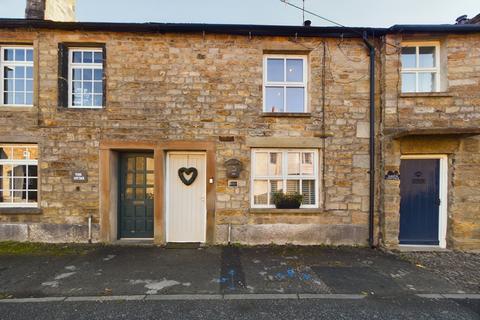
left=0, top=0, right=479, bottom=27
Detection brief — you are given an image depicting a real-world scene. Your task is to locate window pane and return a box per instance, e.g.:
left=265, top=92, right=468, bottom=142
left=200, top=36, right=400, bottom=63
left=286, top=87, right=304, bottom=112
left=4, top=79, right=13, bottom=91
left=27, top=164, right=38, bottom=176
left=268, top=152, right=282, bottom=176
left=12, top=190, right=26, bottom=202
left=301, top=152, right=314, bottom=175
left=26, top=80, right=33, bottom=92
left=83, top=69, right=92, bottom=80
left=302, top=180, right=315, bottom=205
left=83, top=81, right=93, bottom=94
left=253, top=180, right=268, bottom=205
left=73, top=51, right=82, bottom=63
left=136, top=173, right=144, bottom=185
left=255, top=152, right=268, bottom=176
left=28, top=177, right=37, bottom=190
left=94, top=94, right=103, bottom=107
left=269, top=180, right=283, bottom=205
left=4, top=92, right=14, bottom=104
left=401, top=73, right=416, bottom=92
left=83, top=94, right=92, bottom=106
left=15, top=93, right=25, bottom=105
left=25, top=93, right=33, bottom=105
left=4, top=49, right=14, bottom=61
left=83, top=51, right=93, bottom=63
left=146, top=158, right=154, bottom=171
left=265, top=87, right=284, bottom=112
left=146, top=173, right=154, bottom=185
left=146, top=187, right=154, bottom=199
left=287, top=153, right=300, bottom=175
left=26, top=67, right=33, bottom=79
left=401, top=47, right=416, bottom=68
left=135, top=188, right=144, bottom=200
left=0, top=147, right=12, bottom=160
left=26, top=49, right=33, bottom=62
left=267, top=58, right=284, bottom=82
left=286, top=180, right=300, bottom=194
left=15, top=66, right=25, bottom=78
left=418, top=72, right=436, bottom=92
left=93, top=81, right=102, bottom=94
left=286, top=59, right=303, bottom=82
left=127, top=157, right=135, bottom=170
left=126, top=173, right=134, bottom=185
left=135, top=157, right=145, bottom=170
left=28, top=191, right=37, bottom=203
left=94, top=69, right=103, bottom=80
left=73, top=81, right=82, bottom=94
left=15, top=79, right=25, bottom=91
left=419, top=46, right=435, bottom=68
left=15, top=49, right=25, bottom=61
left=12, top=164, right=26, bottom=176
left=72, top=94, right=82, bottom=106
left=94, top=51, right=103, bottom=63
left=73, top=69, right=82, bottom=80
left=0, top=164, right=12, bottom=176
left=4, top=66, right=14, bottom=78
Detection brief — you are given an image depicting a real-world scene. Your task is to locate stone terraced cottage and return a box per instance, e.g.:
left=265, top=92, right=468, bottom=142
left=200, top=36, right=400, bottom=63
left=0, top=0, right=479, bottom=250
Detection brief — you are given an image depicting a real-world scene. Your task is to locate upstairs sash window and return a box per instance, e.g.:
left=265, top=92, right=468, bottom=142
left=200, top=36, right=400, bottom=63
left=1, top=47, right=34, bottom=106
left=401, top=42, right=440, bottom=93
left=263, top=56, right=307, bottom=113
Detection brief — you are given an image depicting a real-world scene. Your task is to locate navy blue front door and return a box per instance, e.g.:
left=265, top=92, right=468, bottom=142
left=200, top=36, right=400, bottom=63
left=399, top=159, right=440, bottom=245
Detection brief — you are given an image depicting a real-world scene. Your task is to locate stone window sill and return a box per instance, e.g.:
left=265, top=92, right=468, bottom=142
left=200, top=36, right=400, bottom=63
left=262, top=112, right=312, bottom=118
left=0, top=208, right=42, bottom=215
left=249, top=208, right=322, bottom=214
left=399, top=92, right=453, bottom=98
left=0, top=106, right=37, bottom=111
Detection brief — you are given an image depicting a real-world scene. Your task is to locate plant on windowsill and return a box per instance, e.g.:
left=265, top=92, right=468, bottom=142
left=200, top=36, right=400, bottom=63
left=271, top=192, right=304, bottom=209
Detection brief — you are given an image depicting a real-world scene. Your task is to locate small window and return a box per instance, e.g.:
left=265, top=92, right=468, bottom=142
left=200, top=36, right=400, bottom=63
left=263, top=56, right=307, bottom=113
left=251, top=149, right=318, bottom=208
left=68, top=48, right=104, bottom=108
left=0, top=145, right=39, bottom=208
left=400, top=43, right=440, bottom=93
left=0, top=46, right=34, bottom=106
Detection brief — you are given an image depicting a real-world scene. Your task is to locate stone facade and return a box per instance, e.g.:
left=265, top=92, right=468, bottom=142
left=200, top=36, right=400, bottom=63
left=0, top=22, right=478, bottom=250
left=0, top=28, right=374, bottom=246
left=381, top=33, right=480, bottom=250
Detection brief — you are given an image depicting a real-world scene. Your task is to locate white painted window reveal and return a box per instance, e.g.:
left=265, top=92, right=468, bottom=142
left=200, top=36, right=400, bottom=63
left=251, top=149, right=318, bottom=208
left=0, top=46, right=34, bottom=106
left=68, top=48, right=104, bottom=108
left=0, top=145, right=38, bottom=208
left=401, top=42, right=440, bottom=93
left=263, top=55, right=308, bottom=113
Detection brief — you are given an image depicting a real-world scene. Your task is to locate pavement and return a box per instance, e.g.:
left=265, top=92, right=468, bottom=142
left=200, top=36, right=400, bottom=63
left=0, top=244, right=479, bottom=319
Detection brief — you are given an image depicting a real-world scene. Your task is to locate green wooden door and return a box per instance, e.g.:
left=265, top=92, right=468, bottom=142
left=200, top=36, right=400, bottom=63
left=119, top=153, right=154, bottom=238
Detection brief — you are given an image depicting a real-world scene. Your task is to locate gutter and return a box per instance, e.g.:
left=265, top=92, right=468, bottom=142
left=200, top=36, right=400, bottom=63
left=362, top=33, right=376, bottom=248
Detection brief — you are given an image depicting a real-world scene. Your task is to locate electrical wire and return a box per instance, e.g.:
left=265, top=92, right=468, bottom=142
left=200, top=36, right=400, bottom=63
left=280, top=0, right=401, bottom=49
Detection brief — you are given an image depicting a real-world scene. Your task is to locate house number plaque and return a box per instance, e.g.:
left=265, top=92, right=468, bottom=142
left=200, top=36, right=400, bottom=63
left=72, top=170, right=88, bottom=183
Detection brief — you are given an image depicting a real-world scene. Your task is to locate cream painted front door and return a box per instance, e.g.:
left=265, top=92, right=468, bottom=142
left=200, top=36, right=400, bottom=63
left=166, top=152, right=207, bottom=243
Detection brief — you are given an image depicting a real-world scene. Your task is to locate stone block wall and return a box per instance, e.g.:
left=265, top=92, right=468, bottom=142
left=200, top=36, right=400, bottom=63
left=381, top=34, right=480, bottom=250
left=0, top=28, right=375, bottom=245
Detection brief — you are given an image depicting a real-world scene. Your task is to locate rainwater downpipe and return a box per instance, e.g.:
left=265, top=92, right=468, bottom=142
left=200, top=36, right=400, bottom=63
left=363, top=33, right=376, bottom=248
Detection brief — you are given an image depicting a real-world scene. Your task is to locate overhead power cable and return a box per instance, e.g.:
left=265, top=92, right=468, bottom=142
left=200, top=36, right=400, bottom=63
left=280, top=0, right=401, bottom=49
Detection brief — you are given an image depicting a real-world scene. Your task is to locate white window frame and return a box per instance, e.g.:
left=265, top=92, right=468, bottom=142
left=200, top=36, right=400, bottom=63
left=68, top=47, right=104, bottom=109
left=0, top=145, right=39, bottom=208
left=263, top=55, right=308, bottom=113
left=0, top=46, right=34, bottom=107
left=400, top=41, right=441, bottom=93
left=251, top=148, right=319, bottom=209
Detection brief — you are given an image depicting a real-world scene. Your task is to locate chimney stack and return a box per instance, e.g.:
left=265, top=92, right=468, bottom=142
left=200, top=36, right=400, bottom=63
left=25, top=0, right=76, bottom=22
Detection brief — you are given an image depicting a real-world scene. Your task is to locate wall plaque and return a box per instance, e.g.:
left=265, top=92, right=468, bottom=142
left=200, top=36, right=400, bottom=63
left=72, top=170, right=88, bottom=183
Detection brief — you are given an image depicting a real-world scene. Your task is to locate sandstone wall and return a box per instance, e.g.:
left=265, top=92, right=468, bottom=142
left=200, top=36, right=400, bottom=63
left=0, top=29, right=374, bottom=245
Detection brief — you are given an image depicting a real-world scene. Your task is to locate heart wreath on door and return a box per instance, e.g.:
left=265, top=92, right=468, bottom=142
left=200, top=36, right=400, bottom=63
left=178, top=167, right=198, bottom=186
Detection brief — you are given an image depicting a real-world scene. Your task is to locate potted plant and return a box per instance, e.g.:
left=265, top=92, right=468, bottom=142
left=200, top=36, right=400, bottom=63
left=271, top=192, right=304, bottom=209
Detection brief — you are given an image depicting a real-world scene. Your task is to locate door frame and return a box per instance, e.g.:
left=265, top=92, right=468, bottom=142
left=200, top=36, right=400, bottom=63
left=117, top=152, right=155, bottom=240
left=165, top=151, right=208, bottom=243
left=400, top=154, right=448, bottom=248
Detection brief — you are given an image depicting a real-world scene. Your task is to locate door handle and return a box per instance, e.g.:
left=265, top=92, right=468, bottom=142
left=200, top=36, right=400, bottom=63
left=435, top=198, right=441, bottom=206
